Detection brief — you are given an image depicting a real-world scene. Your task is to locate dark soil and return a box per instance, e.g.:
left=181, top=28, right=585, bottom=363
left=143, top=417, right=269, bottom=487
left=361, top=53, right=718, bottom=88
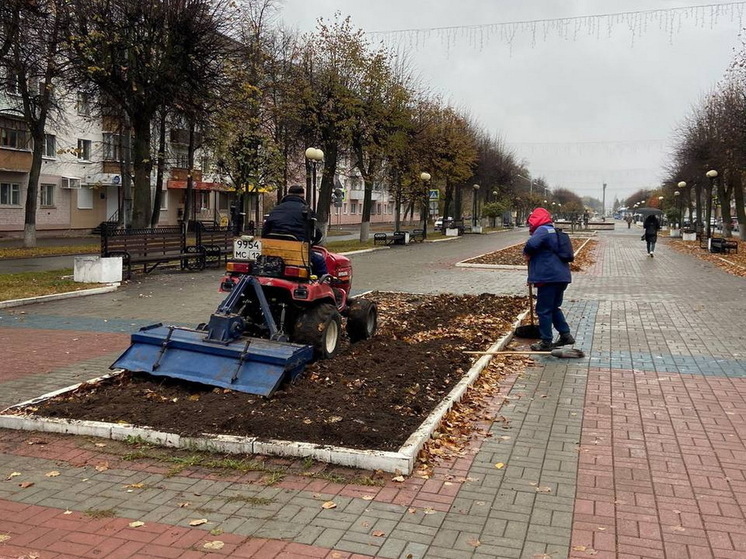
left=29, top=292, right=525, bottom=452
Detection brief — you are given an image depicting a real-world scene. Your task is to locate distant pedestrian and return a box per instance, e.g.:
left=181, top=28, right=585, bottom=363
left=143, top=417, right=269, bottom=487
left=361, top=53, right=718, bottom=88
left=625, top=215, right=633, bottom=229
left=523, top=207, right=575, bottom=351
left=642, top=214, right=660, bottom=257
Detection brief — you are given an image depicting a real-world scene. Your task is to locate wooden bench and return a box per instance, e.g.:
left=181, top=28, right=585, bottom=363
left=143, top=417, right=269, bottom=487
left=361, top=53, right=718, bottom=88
left=388, top=231, right=408, bottom=246
left=373, top=233, right=388, bottom=246
left=710, top=237, right=739, bottom=254
left=101, top=226, right=204, bottom=279
left=196, top=224, right=235, bottom=268
left=410, top=229, right=425, bottom=242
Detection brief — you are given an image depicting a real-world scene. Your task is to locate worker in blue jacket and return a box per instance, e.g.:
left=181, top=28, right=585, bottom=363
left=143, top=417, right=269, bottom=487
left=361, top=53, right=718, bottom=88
left=523, top=207, right=575, bottom=351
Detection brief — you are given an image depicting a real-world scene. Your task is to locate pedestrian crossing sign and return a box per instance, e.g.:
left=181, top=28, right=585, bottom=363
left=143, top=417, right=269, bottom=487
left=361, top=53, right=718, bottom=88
left=429, top=189, right=439, bottom=200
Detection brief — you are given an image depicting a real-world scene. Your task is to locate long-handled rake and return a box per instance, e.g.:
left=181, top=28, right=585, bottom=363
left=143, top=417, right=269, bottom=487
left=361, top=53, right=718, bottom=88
left=465, top=347, right=585, bottom=359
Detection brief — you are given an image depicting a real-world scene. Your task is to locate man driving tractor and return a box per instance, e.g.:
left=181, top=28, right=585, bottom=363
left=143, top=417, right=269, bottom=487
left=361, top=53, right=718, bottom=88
left=261, top=185, right=328, bottom=276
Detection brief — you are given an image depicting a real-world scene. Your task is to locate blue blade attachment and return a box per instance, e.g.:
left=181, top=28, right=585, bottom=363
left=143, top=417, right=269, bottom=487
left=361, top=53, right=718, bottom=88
left=111, top=324, right=314, bottom=397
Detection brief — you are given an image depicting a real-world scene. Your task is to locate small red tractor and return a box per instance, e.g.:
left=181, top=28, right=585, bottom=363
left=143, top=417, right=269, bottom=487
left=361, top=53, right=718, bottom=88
left=112, top=233, right=377, bottom=397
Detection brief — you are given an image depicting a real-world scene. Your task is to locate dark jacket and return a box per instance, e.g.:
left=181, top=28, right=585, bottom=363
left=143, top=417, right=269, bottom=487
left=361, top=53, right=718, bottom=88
left=643, top=215, right=660, bottom=241
left=524, top=223, right=572, bottom=284
left=261, top=194, right=322, bottom=244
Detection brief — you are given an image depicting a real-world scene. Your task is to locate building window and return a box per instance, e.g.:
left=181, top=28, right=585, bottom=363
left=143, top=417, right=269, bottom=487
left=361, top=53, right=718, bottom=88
left=377, top=203, right=382, bottom=215
left=0, top=183, right=21, bottom=205
left=0, top=126, right=29, bottom=150
left=2, top=69, right=19, bottom=95
left=102, top=133, right=121, bottom=161
left=77, top=187, right=93, bottom=209
left=172, top=144, right=189, bottom=169
left=343, top=203, right=347, bottom=214
left=351, top=202, right=357, bottom=214
left=43, top=134, right=56, bottom=158
left=77, top=139, right=91, bottom=160
left=40, top=183, right=55, bottom=207
left=76, top=92, right=91, bottom=116
left=198, top=191, right=210, bottom=211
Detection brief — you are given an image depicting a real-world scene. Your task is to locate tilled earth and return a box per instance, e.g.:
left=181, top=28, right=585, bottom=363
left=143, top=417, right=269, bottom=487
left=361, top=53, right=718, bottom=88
left=29, top=292, right=525, bottom=452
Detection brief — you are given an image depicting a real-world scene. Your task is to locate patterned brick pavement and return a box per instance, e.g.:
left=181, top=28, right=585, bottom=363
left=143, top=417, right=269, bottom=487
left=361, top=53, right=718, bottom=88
left=1, top=225, right=746, bottom=558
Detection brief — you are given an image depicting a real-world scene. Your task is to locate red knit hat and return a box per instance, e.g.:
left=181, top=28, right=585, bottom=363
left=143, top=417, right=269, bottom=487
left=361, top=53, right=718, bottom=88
left=527, top=207, right=552, bottom=233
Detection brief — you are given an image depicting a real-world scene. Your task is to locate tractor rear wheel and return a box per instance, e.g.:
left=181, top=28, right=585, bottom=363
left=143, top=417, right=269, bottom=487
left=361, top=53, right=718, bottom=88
left=293, top=303, right=341, bottom=359
left=346, top=299, right=378, bottom=342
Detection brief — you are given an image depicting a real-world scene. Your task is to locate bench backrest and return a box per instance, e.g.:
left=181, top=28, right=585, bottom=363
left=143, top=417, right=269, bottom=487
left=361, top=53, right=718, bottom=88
left=102, top=227, right=185, bottom=257
left=197, top=225, right=234, bottom=248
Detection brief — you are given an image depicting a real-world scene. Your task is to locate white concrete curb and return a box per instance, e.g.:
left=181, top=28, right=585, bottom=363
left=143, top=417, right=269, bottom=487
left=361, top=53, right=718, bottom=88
left=0, top=314, right=524, bottom=475
left=0, top=284, right=120, bottom=309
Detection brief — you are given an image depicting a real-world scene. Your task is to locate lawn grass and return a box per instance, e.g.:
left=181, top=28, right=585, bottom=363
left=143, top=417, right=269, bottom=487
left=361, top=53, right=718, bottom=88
left=0, top=244, right=99, bottom=260
left=0, top=269, right=104, bottom=302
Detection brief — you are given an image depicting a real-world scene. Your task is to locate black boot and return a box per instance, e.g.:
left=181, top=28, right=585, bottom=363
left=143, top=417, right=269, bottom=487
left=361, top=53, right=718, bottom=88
left=552, top=332, right=575, bottom=347
left=530, top=340, right=553, bottom=351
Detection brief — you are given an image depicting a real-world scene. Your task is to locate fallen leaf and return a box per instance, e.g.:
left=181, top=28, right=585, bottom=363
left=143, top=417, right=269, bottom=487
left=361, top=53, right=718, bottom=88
left=467, top=538, right=481, bottom=547
left=391, top=475, right=405, bottom=482
left=372, top=530, right=385, bottom=537
left=321, top=501, right=337, bottom=510
left=95, top=462, right=109, bottom=472
left=178, top=502, right=190, bottom=508
left=495, top=462, right=505, bottom=469
left=63, top=510, right=72, bottom=515
left=125, top=483, right=144, bottom=489
left=46, top=471, right=60, bottom=477
left=423, top=507, right=436, bottom=515
left=7, top=472, right=21, bottom=480
left=129, top=521, right=145, bottom=528
left=673, top=525, right=685, bottom=532
left=189, top=518, right=208, bottom=526
left=19, top=482, right=34, bottom=488
left=0, top=535, right=10, bottom=543
left=361, top=495, right=373, bottom=501
left=203, top=541, right=224, bottom=550
left=210, top=528, right=223, bottom=536
left=572, top=546, right=587, bottom=552
left=535, top=486, right=552, bottom=493
left=408, top=507, right=417, bottom=514
left=94, top=443, right=107, bottom=447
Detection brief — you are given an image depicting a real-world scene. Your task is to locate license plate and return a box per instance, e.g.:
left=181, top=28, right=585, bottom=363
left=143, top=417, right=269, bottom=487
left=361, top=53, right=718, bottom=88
left=233, top=238, right=262, bottom=260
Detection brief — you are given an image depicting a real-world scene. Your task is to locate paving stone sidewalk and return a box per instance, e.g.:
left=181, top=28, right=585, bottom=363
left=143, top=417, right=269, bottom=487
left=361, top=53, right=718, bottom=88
left=1, top=225, right=745, bottom=558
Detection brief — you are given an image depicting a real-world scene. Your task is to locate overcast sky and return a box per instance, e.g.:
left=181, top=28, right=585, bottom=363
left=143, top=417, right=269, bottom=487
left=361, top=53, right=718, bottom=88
left=277, top=0, right=744, bottom=206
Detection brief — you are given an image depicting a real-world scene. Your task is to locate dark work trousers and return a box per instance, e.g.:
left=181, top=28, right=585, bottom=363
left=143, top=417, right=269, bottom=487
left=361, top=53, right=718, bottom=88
left=535, top=282, right=571, bottom=343
left=310, top=249, right=328, bottom=276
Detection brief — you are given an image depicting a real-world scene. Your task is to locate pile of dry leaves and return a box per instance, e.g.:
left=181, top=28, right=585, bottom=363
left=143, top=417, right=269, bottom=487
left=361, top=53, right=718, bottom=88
left=668, top=237, right=746, bottom=278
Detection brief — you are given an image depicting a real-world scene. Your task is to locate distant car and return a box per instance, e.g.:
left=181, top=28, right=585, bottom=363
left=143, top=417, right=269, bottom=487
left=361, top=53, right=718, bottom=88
left=434, top=217, right=443, bottom=229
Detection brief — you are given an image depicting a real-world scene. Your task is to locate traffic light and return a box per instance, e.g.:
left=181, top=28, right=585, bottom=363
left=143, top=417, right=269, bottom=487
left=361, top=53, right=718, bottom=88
left=332, top=188, right=344, bottom=207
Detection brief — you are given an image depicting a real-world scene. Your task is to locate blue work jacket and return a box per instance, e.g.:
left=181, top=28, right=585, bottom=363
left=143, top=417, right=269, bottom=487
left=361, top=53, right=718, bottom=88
left=523, top=224, right=572, bottom=284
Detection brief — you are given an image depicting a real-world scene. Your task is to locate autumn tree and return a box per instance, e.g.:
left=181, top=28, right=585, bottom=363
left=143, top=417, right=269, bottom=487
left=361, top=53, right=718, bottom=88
left=0, top=0, right=70, bottom=247
left=67, top=0, right=231, bottom=229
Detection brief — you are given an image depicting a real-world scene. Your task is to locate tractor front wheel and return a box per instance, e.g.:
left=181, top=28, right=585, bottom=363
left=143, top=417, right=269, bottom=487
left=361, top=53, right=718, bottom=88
left=293, top=303, right=342, bottom=359
left=346, top=299, right=378, bottom=342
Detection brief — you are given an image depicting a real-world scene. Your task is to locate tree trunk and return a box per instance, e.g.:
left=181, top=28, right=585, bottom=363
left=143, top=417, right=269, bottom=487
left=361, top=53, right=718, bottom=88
left=121, top=116, right=133, bottom=228
left=315, top=142, right=337, bottom=234
left=23, top=125, right=46, bottom=248
left=186, top=122, right=196, bottom=225
left=151, top=110, right=167, bottom=227
left=131, top=113, right=153, bottom=229
left=735, top=171, right=746, bottom=241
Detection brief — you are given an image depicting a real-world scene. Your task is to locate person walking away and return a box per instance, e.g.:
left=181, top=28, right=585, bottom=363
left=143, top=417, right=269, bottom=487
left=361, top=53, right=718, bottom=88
left=625, top=214, right=633, bottom=229
left=642, top=214, right=660, bottom=257
left=523, top=207, right=575, bottom=351
left=262, top=185, right=328, bottom=276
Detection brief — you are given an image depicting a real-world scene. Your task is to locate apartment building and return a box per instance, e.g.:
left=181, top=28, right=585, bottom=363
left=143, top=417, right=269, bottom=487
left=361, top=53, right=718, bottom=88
left=0, top=84, right=231, bottom=237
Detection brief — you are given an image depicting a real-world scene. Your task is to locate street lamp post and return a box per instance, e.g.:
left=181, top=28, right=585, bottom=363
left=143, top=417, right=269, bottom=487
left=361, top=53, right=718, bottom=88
left=472, top=184, right=480, bottom=228
left=674, top=190, right=681, bottom=230
left=421, top=172, right=431, bottom=240
left=706, top=169, right=717, bottom=240
left=677, top=181, right=686, bottom=227
left=305, top=147, right=324, bottom=212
